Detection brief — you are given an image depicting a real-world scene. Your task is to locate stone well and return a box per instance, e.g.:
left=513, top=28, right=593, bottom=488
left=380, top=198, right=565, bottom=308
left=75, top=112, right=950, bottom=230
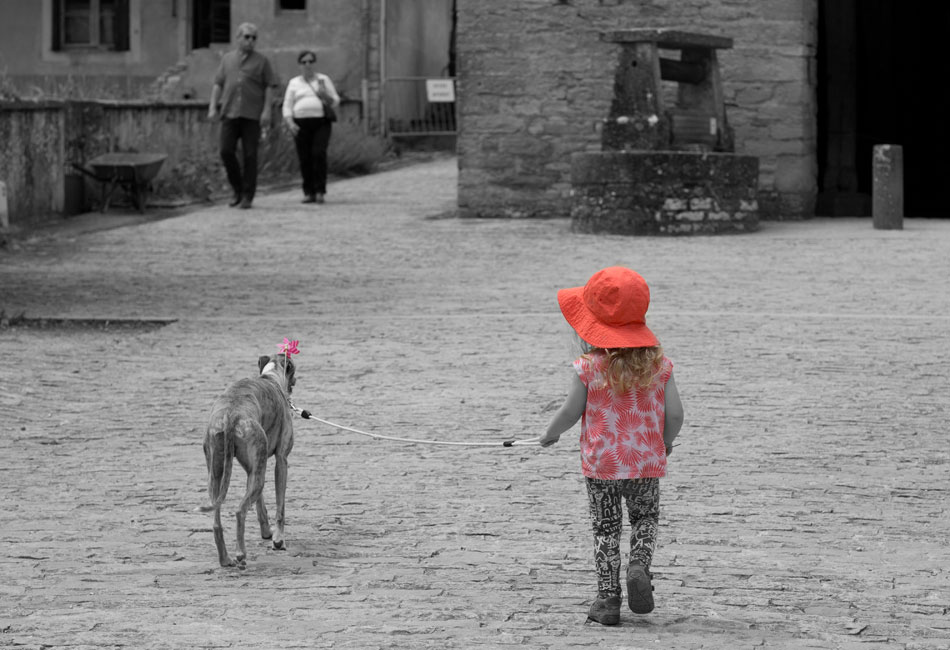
left=571, top=29, right=759, bottom=236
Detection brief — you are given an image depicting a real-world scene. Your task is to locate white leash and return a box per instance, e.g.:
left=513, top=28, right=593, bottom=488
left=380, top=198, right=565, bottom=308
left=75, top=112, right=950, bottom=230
left=289, top=402, right=541, bottom=447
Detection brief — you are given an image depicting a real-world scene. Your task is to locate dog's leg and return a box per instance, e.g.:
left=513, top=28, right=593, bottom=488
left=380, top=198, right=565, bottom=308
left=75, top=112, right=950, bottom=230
left=204, top=432, right=236, bottom=568
left=272, top=455, right=288, bottom=550
left=256, top=491, right=273, bottom=540
left=234, top=507, right=248, bottom=569
left=233, top=430, right=268, bottom=569
left=234, top=479, right=263, bottom=569
left=212, top=506, right=235, bottom=567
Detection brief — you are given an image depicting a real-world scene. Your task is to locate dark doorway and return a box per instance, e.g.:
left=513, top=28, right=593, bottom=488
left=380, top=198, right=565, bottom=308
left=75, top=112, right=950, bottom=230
left=817, top=1, right=950, bottom=217
left=383, top=0, right=457, bottom=149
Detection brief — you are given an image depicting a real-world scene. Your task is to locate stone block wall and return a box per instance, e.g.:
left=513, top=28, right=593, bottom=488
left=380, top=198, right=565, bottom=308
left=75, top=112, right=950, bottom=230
left=571, top=151, right=759, bottom=235
left=456, top=0, right=816, bottom=219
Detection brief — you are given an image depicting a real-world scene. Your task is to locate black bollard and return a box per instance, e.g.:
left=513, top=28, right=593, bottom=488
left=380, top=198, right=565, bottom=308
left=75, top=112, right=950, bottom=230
left=872, top=145, right=903, bottom=230
left=0, top=180, right=8, bottom=230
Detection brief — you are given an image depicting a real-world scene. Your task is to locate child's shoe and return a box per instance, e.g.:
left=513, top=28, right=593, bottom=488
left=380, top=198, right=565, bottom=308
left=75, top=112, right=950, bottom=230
left=626, top=563, right=655, bottom=613
left=587, top=593, right=621, bottom=626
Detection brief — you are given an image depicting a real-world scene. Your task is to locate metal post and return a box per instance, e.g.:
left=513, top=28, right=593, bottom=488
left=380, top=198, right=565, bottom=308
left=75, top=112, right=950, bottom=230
left=380, top=0, right=387, bottom=137
left=872, top=144, right=903, bottom=230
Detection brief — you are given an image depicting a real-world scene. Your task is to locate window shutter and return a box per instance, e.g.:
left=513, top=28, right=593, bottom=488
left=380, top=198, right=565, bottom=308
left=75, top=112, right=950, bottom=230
left=52, top=0, right=62, bottom=51
left=114, top=0, right=130, bottom=51
left=211, top=0, right=230, bottom=43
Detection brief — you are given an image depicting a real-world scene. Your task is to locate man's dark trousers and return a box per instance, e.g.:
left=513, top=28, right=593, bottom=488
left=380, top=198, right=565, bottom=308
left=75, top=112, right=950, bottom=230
left=220, top=117, right=261, bottom=201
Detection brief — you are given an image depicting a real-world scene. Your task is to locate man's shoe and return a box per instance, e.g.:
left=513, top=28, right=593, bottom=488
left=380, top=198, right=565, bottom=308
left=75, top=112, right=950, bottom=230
left=228, top=194, right=242, bottom=207
left=302, top=194, right=316, bottom=204
left=315, top=193, right=325, bottom=204
left=626, top=563, right=655, bottom=614
left=587, top=593, right=621, bottom=626
left=239, top=197, right=252, bottom=209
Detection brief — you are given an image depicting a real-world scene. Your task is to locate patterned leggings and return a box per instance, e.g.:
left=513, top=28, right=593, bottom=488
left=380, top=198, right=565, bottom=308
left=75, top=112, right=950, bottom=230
left=585, top=477, right=660, bottom=597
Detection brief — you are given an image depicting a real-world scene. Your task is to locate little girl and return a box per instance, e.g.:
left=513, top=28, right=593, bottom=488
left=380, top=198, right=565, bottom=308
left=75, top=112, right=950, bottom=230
left=539, top=266, right=684, bottom=626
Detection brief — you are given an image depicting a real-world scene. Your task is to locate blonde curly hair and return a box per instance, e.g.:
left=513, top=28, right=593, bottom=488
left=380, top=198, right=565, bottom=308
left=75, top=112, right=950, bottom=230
left=574, top=333, right=664, bottom=392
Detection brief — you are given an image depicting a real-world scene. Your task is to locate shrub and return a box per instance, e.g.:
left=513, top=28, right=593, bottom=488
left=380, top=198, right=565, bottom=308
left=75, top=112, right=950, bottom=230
left=258, top=118, right=391, bottom=183
left=327, top=123, right=392, bottom=176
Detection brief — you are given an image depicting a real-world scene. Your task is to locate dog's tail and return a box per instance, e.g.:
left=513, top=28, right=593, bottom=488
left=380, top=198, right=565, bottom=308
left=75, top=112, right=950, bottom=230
left=197, top=413, right=237, bottom=513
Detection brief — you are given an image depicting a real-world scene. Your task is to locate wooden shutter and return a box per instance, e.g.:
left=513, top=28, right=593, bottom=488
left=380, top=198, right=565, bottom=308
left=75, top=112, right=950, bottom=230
left=52, top=0, right=62, bottom=51
left=113, top=0, right=129, bottom=51
left=211, top=0, right=230, bottom=43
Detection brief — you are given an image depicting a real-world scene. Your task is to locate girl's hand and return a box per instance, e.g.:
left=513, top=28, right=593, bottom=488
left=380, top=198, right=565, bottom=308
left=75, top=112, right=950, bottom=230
left=539, top=432, right=560, bottom=448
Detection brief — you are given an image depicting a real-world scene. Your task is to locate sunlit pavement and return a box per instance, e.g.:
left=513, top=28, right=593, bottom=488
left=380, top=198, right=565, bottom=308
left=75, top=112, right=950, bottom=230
left=1, top=157, right=948, bottom=649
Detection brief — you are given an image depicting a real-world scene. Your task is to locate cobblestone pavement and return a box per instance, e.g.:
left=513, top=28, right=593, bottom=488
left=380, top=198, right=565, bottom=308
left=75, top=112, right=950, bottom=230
left=1, top=157, right=948, bottom=650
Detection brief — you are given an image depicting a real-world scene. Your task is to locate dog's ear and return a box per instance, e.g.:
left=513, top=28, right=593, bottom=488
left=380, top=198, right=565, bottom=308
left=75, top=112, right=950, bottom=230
left=258, top=355, right=272, bottom=373
left=284, top=358, right=296, bottom=393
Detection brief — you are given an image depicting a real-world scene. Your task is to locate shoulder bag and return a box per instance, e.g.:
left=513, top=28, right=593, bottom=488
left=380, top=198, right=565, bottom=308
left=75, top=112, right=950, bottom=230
left=304, top=76, right=337, bottom=123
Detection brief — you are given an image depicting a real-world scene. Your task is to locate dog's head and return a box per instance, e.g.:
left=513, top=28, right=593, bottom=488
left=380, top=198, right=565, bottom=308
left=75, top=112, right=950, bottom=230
left=258, top=354, right=296, bottom=394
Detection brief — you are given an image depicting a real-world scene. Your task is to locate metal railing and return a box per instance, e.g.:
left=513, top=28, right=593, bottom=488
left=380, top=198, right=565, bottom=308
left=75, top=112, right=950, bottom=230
left=383, top=77, right=457, bottom=136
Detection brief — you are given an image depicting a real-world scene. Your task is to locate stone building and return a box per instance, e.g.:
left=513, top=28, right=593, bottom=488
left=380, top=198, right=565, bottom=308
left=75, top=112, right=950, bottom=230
left=0, top=0, right=455, bottom=137
left=455, top=0, right=949, bottom=220
left=0, top=0, right=457, bottom=230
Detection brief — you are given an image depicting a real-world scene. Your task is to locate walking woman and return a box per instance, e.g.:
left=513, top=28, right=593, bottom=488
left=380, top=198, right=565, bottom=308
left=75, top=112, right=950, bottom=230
left=282, top=50, right=340, bottom=204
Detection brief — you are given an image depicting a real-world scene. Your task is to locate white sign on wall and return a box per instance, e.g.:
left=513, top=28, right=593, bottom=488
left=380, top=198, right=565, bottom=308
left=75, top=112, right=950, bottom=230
left=426, top=79, right=456, bottom=103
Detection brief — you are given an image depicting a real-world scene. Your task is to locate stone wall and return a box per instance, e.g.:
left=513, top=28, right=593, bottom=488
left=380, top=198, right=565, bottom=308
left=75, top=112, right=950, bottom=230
left=0, top=103, right=66, bottom=230
left=571, top=151, right=760, bottom=235
left=456, top=0, right=816, bottom=219
left=0, top=1, right=384, bottom=132
left=0, top=97, right=380, bottom=231
left=69, top=101, right=223, bottom=204
left=0, top=100, right=233, bottom=230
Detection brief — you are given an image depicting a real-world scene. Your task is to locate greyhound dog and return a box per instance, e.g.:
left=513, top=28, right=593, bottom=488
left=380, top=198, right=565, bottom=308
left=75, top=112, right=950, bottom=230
left=198, top=354, right=296, bottom=568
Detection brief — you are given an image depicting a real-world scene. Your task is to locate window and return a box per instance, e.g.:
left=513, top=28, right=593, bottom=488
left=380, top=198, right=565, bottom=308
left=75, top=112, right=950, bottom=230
left=193, top=0, right=231, bottom=49
left=53, top=0, right=130, bottom=51
left=279, top=0, right=307, bottom=11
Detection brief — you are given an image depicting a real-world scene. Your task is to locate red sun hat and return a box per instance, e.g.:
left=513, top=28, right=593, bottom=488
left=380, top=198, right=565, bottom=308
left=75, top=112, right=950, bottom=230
left=557, top=266, right=659, bottom=349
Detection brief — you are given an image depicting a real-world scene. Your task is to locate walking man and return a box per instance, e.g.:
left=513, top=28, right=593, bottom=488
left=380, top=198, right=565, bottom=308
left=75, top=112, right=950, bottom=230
left=208, top=23, right=280, bottom=209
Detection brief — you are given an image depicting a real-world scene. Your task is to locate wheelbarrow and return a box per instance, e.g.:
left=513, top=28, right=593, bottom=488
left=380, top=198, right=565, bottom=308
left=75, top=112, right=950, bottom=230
left=71, top=152, right=167, bottom=213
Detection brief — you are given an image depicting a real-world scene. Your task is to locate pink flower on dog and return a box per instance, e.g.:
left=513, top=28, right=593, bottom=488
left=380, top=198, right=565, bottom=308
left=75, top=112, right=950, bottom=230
left=279, top=338, right=300, bottom=356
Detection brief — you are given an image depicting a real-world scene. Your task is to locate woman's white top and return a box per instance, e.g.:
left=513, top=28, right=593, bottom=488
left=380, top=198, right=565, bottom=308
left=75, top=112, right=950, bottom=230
left=282, top=73, right=340, bottom=119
